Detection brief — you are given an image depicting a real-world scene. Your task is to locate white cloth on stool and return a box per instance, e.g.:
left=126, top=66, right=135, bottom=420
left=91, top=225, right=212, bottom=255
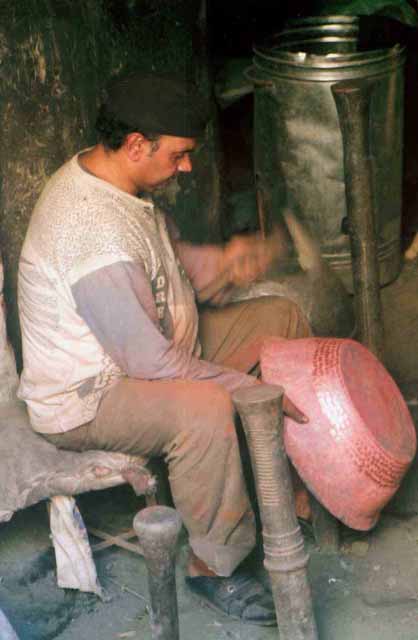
left=49, top=495, right=102, bottom=597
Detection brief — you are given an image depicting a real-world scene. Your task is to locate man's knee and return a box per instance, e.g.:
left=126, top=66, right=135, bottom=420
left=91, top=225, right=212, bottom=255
left=185, top=381, right=234, bottom=438
left=165, top=382, right=238, bottom=479
left=166, top=382, right=236, bottom=463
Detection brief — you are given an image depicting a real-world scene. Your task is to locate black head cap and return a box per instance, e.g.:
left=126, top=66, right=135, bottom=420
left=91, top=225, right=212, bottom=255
left=103, top=72, right=209, bottom=138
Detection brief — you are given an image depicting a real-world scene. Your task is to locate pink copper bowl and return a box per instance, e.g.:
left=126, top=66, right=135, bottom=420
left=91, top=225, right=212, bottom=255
left=261, top=337, right=417, bottom=530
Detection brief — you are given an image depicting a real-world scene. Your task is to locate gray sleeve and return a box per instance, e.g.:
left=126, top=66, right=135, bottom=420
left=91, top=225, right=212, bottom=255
left=71, top=261, right=257, bottom=392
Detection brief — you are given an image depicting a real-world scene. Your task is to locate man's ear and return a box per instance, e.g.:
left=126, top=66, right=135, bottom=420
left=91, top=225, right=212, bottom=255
left=124, top=132, right=146, bottom=161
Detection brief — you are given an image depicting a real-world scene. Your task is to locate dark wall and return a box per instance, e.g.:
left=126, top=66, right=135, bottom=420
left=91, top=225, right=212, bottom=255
left=209, top=4, right=418, bottom=240
left=0, top=0, right=220, bottom=364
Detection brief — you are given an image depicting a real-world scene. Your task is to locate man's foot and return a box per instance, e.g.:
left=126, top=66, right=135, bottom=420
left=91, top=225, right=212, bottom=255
left=185, top=568, right=276, bottom=626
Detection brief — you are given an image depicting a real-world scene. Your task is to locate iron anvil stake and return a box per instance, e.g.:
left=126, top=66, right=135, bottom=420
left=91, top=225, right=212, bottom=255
left=134, top=506, right=182, bottom=640
left=233, top=384, right=318, bottom=640
left=331, top=79, right=385, bottom=362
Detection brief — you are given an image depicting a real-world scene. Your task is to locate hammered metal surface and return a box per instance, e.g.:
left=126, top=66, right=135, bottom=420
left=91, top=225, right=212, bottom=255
left=261, top=337, right=416, bottom=529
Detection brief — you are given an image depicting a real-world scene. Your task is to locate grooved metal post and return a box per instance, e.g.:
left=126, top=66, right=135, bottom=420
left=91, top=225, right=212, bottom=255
left=134, top=506, right=182, bottom=640
left=233, top=384, right=318, bottom=640
left=332, top=80, right=385, bottom=360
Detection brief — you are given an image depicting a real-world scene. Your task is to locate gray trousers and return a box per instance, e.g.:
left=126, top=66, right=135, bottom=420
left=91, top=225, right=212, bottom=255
left=45, top=297, right=311, bottom=576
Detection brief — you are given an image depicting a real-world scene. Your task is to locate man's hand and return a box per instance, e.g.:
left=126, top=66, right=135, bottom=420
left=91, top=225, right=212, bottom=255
left=221, top=227, right=289, bottom=288
left=283, top=395, right=309, bottom=424
left=196, top=226, right=291, bottom=303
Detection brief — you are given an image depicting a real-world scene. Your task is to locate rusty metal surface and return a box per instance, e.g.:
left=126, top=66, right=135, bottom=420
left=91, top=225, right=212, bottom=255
left=332, top=79, right=385, bottom=360
left=249, top=17, right=405, bottom=292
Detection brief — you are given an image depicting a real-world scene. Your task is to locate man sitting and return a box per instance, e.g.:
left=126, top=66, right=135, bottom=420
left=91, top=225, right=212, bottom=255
left=18, top=73, right=310, bottom=626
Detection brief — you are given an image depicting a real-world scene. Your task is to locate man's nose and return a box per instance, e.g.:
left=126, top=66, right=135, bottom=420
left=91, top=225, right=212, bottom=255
left=178, top=154, right=192, bottom=173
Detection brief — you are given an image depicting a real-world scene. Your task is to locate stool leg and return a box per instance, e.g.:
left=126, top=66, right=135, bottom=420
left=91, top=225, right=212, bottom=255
left=233, top=384, right=318, bottom=640
left=146, top=458, right=172, bottom=506
left=134, top=506, right=182, bottom=640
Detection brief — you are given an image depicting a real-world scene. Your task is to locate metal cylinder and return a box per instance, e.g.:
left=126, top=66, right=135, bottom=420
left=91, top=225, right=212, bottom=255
left=279, top=15, right=359, bottom=54
left=249, top=16, right=405, bottom=291
left=233, top=384, right=318, bottom=640
left=332, top=80, right=385, bottom=360
left=133, top=506, right=182, bottom=640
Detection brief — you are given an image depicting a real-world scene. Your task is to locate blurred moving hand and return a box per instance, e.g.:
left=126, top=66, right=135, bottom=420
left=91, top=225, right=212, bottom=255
left=197, top=226, right=289, bottom=303
left=221, top=226, right=288, bottom=287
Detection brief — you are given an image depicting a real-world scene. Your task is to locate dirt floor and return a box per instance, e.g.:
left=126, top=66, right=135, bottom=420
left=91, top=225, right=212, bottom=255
left=2, top=260, right=418, bottom=640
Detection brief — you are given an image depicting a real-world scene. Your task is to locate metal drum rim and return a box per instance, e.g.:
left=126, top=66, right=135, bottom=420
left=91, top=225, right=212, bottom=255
left=258, top=28, right=360, bottom=53
left=277, top=37, right=359, bottom=51
left=285, top=15, right=360, bottom=27
left=253, top=43, right=406, bottom=70
left=279, top=26, right=360, bottom=39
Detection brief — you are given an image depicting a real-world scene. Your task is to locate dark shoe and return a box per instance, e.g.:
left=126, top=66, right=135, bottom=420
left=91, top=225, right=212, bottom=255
left=185, top=569, right=277, bottom=626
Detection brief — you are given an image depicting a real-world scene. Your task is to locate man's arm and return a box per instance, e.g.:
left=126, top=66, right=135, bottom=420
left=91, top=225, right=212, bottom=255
left=166, top=214, right=278, bottom=304
left=174, top=241, right=235, bottom=305
left=71, top=260, right=257, bottom=392
left=174, top=234, right=285, bottom=305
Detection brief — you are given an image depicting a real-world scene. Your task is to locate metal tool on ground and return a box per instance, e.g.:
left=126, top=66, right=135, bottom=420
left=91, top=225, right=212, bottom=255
left=233, top=384, right=318, bottom=640
left=0, top=608, right=20, bottom=640
left=332, top=80, right=385, bottom=361
left=133, top=506, right=182, bottom=640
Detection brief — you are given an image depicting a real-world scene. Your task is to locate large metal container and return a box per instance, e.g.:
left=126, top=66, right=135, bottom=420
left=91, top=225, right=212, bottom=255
left=250, top=17, right=406, bottom=290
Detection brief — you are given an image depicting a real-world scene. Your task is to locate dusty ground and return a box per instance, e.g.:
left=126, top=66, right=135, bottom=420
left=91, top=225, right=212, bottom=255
left=2, top=261, right=418, bottom=640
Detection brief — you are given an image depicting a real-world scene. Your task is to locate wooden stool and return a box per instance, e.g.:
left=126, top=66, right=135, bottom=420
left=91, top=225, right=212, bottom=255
left=87, top=458, right=172, bottom=557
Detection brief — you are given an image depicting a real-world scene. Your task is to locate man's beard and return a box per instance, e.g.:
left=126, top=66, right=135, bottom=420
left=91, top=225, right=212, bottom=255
left=153, top=174, right=178, bottom=193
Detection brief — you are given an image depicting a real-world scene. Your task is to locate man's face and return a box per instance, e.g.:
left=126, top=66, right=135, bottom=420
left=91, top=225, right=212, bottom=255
left=137, top=134, right=196, bottom=191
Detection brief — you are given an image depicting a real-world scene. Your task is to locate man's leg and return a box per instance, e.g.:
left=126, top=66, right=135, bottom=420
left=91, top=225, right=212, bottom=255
left=199, top=296, right=313, bottom=520
left=46, top=296, right=310, bottom=625
left=199, top=296, right=311, bottom=373
left=47, top=377, right=256, bottom=578
left=46, top=376, right=276, bottom=624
